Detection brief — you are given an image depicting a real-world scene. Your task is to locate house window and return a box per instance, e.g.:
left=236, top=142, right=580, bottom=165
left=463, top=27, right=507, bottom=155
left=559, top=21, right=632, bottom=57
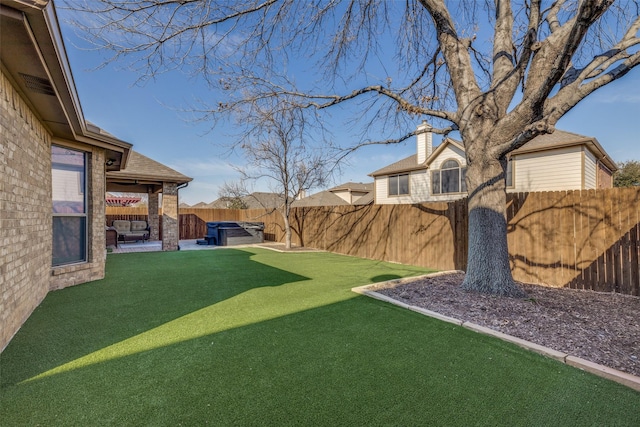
left=506, top=158, right=513, bottom=187
left=432, top=159, right=467, bottom=194
left=52, top=145, right=87, bottom=266
left=388, top=173, right=409, bottom=196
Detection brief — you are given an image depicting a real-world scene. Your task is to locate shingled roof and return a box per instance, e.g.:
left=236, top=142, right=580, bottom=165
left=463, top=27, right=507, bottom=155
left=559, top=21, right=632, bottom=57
left=107, top=151, right=192, bottom=185
left=369, top=154, right=420, bottom=177
left=292, top=191, right=350, bottom=207
left=512, top=130, right=617, bottom=171
left=329, top=182, right=374, bottom=192
left=369, top=130, right=618, bottom=176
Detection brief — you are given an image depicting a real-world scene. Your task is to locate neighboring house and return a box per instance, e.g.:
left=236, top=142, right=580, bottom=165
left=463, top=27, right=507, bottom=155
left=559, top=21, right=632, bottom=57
left=243, top=192, right=286, bottom=209
left=370, top=122, right=617, bottom=204
left=205, top=192, right=286, bottom=209
left=0, top=0, right=190, bottom=351
left=293, top=182, right=374, bottom=207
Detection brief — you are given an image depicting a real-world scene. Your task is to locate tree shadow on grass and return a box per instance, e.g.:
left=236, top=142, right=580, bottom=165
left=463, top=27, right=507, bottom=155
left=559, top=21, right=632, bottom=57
left=2, top=296, right=639, bottom=426
left=0, top=249, right=308, bottom=386
left=370, top=274, right=403, bottom=282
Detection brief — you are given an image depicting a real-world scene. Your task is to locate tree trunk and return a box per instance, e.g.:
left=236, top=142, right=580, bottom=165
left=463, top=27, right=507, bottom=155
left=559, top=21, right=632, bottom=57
left=284, top=213, right=292, bottom=250
left=461, top=155, right=527, bottom=297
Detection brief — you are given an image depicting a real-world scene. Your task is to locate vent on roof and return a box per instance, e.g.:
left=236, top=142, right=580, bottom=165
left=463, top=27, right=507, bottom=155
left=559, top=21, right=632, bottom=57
left=19, top=73, right=55, bottom=96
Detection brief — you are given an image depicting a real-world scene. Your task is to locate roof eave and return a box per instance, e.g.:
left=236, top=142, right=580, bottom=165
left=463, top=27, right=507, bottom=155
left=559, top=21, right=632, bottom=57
left=513, top=138, right=618, bottom=172
left=1, top=0, right=133, bottom=170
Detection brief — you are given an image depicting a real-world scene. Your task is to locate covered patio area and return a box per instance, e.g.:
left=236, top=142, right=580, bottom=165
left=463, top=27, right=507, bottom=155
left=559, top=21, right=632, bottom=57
left=106, top=150, right=192, bottom=251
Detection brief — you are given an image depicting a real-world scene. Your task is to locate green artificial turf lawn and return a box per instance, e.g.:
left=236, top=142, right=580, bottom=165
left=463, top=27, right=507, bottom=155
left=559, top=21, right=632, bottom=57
left=1, top=248, right=639, bottom=426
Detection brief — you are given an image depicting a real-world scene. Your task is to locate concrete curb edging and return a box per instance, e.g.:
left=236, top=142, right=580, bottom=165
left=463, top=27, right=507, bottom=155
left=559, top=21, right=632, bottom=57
left=352, top=272, right=640, bottom=393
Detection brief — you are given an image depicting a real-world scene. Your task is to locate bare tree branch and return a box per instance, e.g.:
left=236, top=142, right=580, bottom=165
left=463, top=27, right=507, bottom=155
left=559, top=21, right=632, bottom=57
left=63, top=0, right=640, bottom=294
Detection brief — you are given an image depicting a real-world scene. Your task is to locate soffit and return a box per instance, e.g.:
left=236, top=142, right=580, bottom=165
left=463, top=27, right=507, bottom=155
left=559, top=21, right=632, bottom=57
left=1, top=1, right=132, bottom=170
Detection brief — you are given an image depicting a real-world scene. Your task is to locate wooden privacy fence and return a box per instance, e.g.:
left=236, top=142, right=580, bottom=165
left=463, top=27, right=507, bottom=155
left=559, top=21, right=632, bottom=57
left=106, top=187, right=640, bottom=295
left=506, top=188, right=639, bottom=295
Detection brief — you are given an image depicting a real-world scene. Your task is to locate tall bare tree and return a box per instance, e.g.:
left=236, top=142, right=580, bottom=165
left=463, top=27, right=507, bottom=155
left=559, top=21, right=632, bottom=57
left=65, top=0, right=640, bottom=296
left=232, top=102, right=333, bottom=249
left=217, top=181, right=249, bottom=209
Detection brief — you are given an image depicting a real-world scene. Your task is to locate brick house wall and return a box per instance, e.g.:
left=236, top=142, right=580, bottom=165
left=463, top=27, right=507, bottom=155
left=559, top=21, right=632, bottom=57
left=1, top=69, right=52, bottom=350
left=162, top=182, right=179, bottom=251
left=1, top=69, right=108, bottom=351
left=597, top=161, right=614, bottom=189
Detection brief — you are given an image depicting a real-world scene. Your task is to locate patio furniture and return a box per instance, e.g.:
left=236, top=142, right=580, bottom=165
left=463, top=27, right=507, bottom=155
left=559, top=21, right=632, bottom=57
left=106, top=227, right=118, bottom=248
left=111, top=220, right=151, bottom=243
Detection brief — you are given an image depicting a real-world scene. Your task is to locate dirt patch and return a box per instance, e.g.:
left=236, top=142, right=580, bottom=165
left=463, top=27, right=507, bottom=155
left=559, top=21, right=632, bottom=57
left=376, top=272, right=640, bottom=377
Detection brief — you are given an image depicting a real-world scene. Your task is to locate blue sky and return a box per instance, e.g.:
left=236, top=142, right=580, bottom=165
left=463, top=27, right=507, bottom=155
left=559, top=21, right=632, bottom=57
left=58, top=14, right=640, bottom=206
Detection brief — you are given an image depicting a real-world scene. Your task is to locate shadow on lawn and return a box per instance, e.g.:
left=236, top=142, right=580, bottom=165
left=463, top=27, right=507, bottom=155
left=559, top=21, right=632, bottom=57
left=3, top=294, right=639, bottom=426
left=0, top=249, right=308, bottom=387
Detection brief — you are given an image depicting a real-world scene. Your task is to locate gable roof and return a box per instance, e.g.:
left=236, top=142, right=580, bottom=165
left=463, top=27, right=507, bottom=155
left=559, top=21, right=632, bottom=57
left=292, top=191, right=350, bottom=207
left=203, top=192, right=285, bottom=209
left=329, top=182, right=374, bottom=192
left=511, top=130, right=617, bottom=171
left=243, top=192, right=286, bottom=209
left=108, top=150, right=192, bottom=184
left=369, top=130, right=618, bottom=177
left=369, top=138, right=466, bottom=177
left=424, top=138, right=465, bottom=167
left=352, top=191, right=374, bottom=205
left=369, top=154, right=420, bottom=177
left=107, top=151, right=192, bottom=185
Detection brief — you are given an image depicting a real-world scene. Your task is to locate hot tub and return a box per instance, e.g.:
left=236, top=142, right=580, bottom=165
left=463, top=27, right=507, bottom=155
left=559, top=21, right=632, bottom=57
left=197, top=221, right=265, bottom=246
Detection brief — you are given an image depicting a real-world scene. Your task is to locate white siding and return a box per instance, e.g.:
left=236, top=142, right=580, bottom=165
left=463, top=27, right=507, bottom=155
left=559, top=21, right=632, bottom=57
left=374, top=143, right=468, bottom=204
left=429, top=145, right=466, bottom=170
left=375, top=171, right=429, bottom=204
left=511, top=146, right=583, bottom=191
left=583, top=148, right=597, bottom=189
left=332, top=190, right=351, bottom=203
left=422, top=144, right=467, bottom=202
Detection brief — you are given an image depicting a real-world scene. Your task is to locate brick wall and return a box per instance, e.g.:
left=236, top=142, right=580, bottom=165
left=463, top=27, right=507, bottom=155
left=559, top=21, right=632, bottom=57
left=1, top=70, right=52, bottom=351
left=162, top=182, right=179, bottom=251
left=1, top=69, right=109, bottom=351
left=148, top=191, right=160, bottom=241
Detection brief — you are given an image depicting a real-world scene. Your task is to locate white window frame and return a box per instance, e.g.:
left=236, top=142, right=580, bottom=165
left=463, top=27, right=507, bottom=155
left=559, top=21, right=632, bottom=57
left=52, top=145, right=88, bottom=266
left=431, top=159, right=467, bottom=194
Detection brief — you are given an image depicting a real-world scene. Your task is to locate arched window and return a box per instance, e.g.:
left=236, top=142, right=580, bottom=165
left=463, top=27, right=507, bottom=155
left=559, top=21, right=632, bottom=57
left=431, top=159, right=466, bottom=194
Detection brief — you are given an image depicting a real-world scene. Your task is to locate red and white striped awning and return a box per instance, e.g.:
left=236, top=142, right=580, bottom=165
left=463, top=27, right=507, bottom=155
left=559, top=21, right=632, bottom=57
left=105, top=196, right=141, bottom=207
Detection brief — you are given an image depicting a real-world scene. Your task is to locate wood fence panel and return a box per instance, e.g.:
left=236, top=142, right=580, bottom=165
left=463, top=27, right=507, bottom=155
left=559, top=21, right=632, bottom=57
left=560, top=191, right=578, bottom=287
left=631, top=224, right=640, bottom=296
left=106, top=207, right=151, bottom=216
left=179, top=214, right=207, bottom=240
left=580, top=189, right=600, bottom=291
left=509, top=192, right=535, bottom=284
left=506, top=193, right=521, bottom=279
left=105, top=187, right=639, bottom=295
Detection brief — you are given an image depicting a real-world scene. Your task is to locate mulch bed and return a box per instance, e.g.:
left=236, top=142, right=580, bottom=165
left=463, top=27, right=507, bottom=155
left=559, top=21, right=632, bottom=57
left=376, top=272, right=640, bottom=377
